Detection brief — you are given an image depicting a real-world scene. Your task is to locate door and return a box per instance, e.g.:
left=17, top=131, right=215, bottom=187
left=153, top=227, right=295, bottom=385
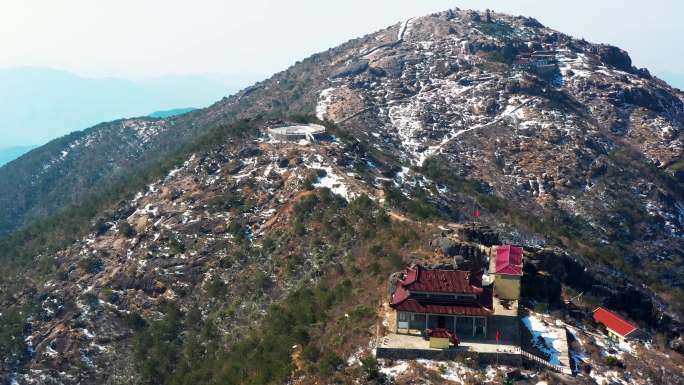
left=474, top=317, right=487, bottom=337
left=437, top=316, right=446, bottom=329
left=456, top=317, right=471, bottom=335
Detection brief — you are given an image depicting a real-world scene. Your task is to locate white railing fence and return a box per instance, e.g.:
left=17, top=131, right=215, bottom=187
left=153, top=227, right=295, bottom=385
left=519, top=349, right=572, bottom=375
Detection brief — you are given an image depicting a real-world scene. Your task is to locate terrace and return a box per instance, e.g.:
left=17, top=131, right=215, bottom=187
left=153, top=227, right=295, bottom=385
left=383, top=296, right=520, bottom=353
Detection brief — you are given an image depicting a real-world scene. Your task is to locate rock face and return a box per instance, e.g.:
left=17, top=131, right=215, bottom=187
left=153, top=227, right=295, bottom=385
left=1, top=7, right=684, bottom=385
left=596, top=44, right=633, bottom=72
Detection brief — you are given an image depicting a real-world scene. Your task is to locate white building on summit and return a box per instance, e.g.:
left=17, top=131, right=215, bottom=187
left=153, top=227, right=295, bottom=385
left=266, top=123, right=326, bottom=143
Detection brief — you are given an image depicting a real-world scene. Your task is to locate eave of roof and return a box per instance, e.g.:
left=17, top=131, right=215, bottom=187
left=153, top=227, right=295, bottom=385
left=391, top=298, right=493, bottom=316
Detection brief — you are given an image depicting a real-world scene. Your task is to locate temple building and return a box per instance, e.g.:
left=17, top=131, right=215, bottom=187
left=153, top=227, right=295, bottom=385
left=390, top=265, right=494, bottom=339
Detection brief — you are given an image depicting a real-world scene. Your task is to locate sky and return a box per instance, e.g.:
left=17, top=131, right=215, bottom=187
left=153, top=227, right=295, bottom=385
left=1, top=0, right=683, bottom=83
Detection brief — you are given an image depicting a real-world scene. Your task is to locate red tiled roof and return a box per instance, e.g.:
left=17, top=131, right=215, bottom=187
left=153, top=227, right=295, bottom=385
left=495, top=245, right=523, bottom=275
left=392, top=298, right=493, bottom=316
left=399, top=266, right=483, bottom=294
left=391, top=285, right=410, bottom=304
left=401, top=266, right=419, bottom=285
left=593, top=307, right=637, bottom=337
left=391, top=265, right=494, bottom=316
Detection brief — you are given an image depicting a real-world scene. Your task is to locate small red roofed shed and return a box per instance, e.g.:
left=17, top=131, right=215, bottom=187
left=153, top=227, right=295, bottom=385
left=495, top=245, right=523, bottom=275
left=490, top=245, right=523, bottom=300
left=593, top=307, right=637, bottom=340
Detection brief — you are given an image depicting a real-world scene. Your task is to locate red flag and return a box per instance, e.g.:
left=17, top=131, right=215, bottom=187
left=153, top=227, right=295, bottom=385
left=474, top=209, right=481, bottom=218
left=495, top=330, right=500, bottom=343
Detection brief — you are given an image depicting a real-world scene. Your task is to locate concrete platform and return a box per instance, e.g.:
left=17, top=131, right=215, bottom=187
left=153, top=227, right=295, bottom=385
left=493, top=297, right=518, bottom=317
left=379, top=332, right=520, bottom=354
left=266, top=123, right=326, bottom=142
left=376, top=333, right=523, bottom=366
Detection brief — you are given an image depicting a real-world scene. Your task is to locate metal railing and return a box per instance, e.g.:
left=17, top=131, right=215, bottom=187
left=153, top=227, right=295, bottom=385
left=519, top=348, right=572, bottom=375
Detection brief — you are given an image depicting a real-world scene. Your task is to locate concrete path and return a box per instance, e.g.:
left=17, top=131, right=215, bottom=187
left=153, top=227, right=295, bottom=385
left=550, top=322, right=571, bottom=370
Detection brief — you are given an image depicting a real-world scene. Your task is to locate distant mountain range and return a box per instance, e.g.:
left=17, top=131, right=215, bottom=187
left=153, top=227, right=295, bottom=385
left=0, top=106, right=202, bottom=166
left=660, top=71, right=684, bottom=90
left=148, top=107, right=197, bottom=118
left=0, top=66, right=263, bottom=148
left=0, top=145, right=37, bottom=166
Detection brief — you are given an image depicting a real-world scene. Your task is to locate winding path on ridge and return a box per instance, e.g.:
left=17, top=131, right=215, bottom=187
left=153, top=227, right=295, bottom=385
left=359, top=18, right=414, bottom=59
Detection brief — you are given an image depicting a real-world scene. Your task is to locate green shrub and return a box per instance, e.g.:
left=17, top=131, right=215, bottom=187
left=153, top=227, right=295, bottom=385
left=294, top=194, right=320, bottom=218
left=369, top=261, right=381, bottom=276
left=387, top=251, right=405, bottom=269
left=100, top=287, right=116, bottom=302
left=533, top=302, right=549, bottom=314
left=317, top=351, right=343, bottom=376
left=206, top=276, right=227, bottom=298
left=301, top=345, right=320, bottom=363
left=293, top=220, right=306, bottom=236
left=78, top=256, right=103, bottom=273
left=134, top=302, right=183, bottom=385
left=119, top=222, right=136, bottom=238
left=169, top=237, right=186, bottom=255
left=361, top=355, right=380, bottom=380
left=605, top=355, right=623, bottom=368
left=253, top=271, right=272, bottom=292
left=82, top=292, right=100, bottom=308
left=125, top=312, right=147, bottom=331
left=474, top=21, right=514, bottom=38
left=227, top=222, right=249, bottom=244
left=349, top=304, right=374, bottom=321
left=0, top=309, right=27, bottom=366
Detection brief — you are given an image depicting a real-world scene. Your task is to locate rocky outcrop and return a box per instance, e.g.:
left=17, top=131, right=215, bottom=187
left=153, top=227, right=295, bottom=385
left=595, top=44, right=633, bottom=72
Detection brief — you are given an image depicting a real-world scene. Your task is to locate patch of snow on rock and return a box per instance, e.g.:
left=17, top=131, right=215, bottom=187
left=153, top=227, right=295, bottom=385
left=316, top=87, right=337, bottom=121
left=522, top=313, right=563, bottom=365
left=314, top=167, right=352, bottom=200
left=379, top=360, right=410, bottom=378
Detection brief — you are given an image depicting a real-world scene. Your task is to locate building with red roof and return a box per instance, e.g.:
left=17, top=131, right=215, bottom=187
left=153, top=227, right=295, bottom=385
left=489, top=245, right=524, bottom=300
left=495, top=245, right=523, bottom=275
left=593, top=307, right=638, bottom=342
left=390, top=265, right=494, bottom=340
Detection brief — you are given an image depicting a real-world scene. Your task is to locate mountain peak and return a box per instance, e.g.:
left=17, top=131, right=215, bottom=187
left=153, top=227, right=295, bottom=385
left=1, top=8, right=683, bottom=385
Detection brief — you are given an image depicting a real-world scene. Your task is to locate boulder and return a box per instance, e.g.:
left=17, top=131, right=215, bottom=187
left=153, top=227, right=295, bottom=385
left=372, top=55, right=404, bottom=78
left=596, top=44, right=632, bottom=72
left=436, top=237, right=459, bottom=256
left=238, top=146, right=261, bottom=158
left=332, top=60, right=369, bottom=78
left=226, top=160, right=244, bottom=174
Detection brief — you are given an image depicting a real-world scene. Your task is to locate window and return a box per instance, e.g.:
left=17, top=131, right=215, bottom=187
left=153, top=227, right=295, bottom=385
left=456, top=294, right=476, bottom=301
left=398, top=312, right=409, bottom=321
left=430, top=294, right=454, bottom=302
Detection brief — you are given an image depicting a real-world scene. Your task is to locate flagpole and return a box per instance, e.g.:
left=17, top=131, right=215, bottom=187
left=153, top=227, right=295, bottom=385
left=495, top=329, right=500, bottom=366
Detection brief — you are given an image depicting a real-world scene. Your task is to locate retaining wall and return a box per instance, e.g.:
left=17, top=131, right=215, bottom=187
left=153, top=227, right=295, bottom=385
left=376, top=347, right=522, bottom=367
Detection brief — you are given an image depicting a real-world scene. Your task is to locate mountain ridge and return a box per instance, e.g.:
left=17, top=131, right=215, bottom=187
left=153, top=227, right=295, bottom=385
left=148, top=107, right=197, bottom=118
left=0, top=66, right=262, bottom=147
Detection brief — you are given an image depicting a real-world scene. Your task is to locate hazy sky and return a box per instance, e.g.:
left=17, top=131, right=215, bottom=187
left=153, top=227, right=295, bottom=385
left=2, top=0, right=683, bottom=83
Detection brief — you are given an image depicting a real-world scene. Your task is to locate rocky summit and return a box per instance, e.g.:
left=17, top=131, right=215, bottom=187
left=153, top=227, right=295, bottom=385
left=0, top=8, right=683, bottom=385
